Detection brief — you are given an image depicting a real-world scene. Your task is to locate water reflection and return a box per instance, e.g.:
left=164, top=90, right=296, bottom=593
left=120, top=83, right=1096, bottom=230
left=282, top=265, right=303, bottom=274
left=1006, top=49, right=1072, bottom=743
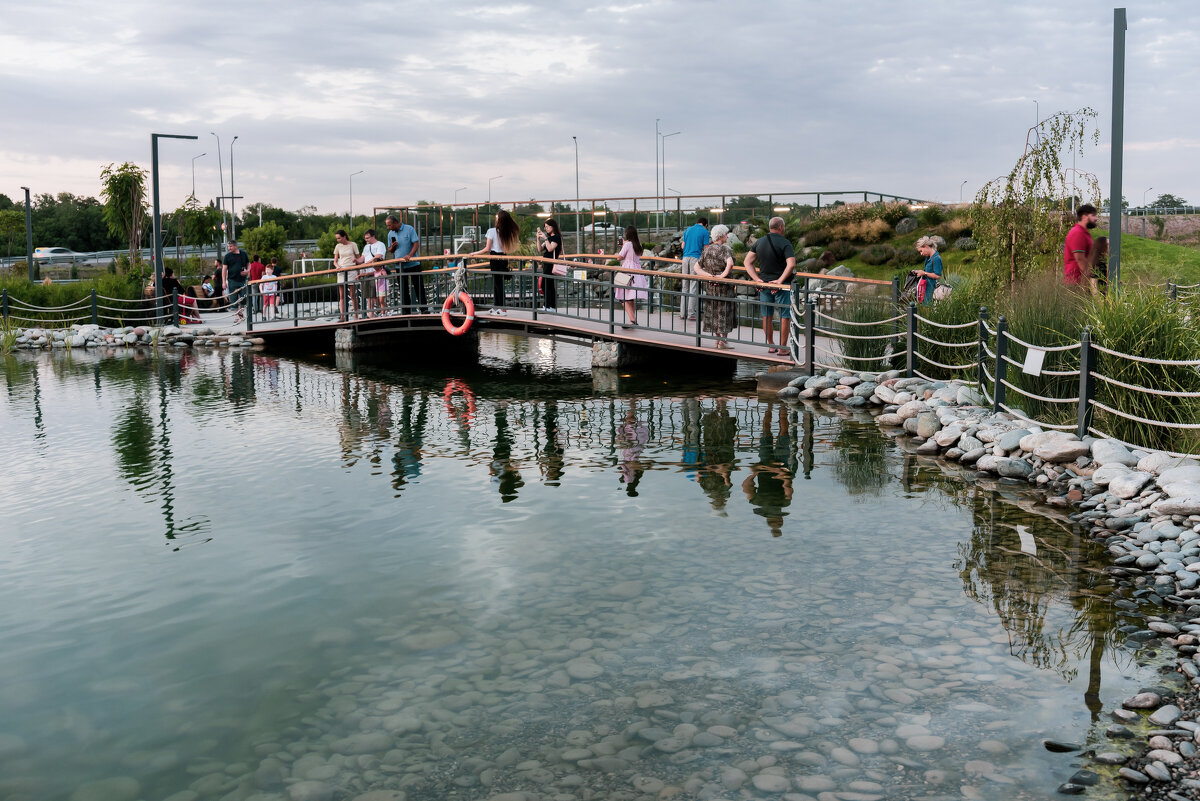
left=0, top=349, right=1152, bottom=800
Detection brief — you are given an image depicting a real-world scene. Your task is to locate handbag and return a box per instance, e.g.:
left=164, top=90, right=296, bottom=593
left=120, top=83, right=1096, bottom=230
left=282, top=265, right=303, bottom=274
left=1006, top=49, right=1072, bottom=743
left=933, top=283, right=952, bottom=301
left=551, top=264, right=568, bottom=276
left=614, top=270, right=634, bottom=287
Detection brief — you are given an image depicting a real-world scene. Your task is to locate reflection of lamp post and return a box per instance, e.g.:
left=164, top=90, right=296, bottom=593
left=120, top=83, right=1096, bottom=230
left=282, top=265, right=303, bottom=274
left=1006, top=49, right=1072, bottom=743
left=488, top=175, right=503, bottom=205
left=191, top=152, right=206, bottom=198
left=660, top=131, right=680, bottom=229
left=349, top=170, right=364, bottom=226
left=960, top=180, right=968, bottom=203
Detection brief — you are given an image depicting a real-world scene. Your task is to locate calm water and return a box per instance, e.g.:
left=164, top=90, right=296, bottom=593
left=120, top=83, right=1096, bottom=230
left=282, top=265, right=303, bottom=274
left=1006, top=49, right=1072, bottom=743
left=0, top=337, right=1152, bottom=801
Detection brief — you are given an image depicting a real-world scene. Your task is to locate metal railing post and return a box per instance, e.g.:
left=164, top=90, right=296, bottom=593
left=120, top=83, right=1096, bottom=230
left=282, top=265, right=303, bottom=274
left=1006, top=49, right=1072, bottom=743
left=246, top=284, right=255, bottom=332
left=608, top=268, right=615, bottom=335
left=805, top=298, right=816, bottom=372
left=977, top=306, right=988, bottom=389
left=891, top=275, right=900, bottom=306
left=1077, top=327, right=1096, bottom=438
left=694, top=280, right=703, bottom=348
left=993, top=315, right=1008, bottom=413
left=91, top=289, right=98, bottom=325
left=172, top=289, right=179, bottom=326
left=905, top=302, right=916, bottom=378
left=293, top=282, right=300, bottom=327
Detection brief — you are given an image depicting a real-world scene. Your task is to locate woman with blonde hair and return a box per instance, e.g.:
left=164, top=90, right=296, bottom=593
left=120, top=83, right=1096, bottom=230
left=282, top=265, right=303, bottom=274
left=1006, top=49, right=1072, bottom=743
left=696, top=224, right=737, bottom=349
left=470, top=209, right=521, bottom=315
left=913, top=236, right=943, bottom=304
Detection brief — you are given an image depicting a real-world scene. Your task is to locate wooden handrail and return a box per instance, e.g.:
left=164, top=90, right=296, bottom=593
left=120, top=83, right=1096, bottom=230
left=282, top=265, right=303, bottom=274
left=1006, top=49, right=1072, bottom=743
left=262, top=252, right=890, bottom=290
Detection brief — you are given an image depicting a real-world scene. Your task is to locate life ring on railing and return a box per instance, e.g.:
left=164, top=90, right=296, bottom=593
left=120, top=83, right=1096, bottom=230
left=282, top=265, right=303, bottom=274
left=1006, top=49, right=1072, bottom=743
left=441, top=292, right=475, bottom=336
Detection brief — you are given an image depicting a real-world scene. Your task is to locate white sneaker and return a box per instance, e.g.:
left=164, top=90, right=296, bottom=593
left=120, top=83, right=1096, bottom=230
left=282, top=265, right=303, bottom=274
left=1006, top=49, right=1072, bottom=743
left=545, top=306, right=557, bottom=312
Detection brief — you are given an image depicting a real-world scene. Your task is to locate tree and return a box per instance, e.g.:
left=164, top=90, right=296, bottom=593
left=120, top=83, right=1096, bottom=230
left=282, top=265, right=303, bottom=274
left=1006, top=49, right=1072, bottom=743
left=1151, top=193, right=1188, bottom=210
left=971, top=108, right=1100, bottom=289
left=171, top=195, right=222, bottom=250
left=240, top=221, right=288, bottom=263
left=1102, top=196, right=1129, bottom=211
left=0, top=209, right=23, bottom=258
left=100, top=162, right=149, bottom=265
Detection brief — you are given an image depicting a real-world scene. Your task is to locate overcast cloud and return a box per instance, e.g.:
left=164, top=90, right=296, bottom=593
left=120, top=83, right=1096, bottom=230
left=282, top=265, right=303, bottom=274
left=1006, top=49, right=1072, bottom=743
left=2, top=0, right=1197, bottom=216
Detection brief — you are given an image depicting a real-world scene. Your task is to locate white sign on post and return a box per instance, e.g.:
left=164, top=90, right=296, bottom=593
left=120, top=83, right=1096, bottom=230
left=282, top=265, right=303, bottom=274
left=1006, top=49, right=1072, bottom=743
left=1022, top=347, right=1046, bottom=376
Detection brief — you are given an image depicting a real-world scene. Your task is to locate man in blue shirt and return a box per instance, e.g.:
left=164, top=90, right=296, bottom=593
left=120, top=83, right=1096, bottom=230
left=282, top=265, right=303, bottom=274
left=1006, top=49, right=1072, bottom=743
left=679, top=217, right=710, bottom=320
left=386, top=214, right=424, bottom=313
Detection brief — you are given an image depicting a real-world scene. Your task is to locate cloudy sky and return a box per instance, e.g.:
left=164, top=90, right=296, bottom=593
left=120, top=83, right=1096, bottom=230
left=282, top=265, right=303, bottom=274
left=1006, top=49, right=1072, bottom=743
left=2, top=1, right=1197, bottom=217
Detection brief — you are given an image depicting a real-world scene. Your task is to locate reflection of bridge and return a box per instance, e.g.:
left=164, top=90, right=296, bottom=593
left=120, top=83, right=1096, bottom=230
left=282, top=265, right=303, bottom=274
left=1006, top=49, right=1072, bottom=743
left=247, top=253, right=893, bottom=369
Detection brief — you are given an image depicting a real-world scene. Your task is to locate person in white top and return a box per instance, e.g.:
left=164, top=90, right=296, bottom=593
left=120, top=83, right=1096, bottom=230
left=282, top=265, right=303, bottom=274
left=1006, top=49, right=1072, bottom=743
left=332, top=229, right=361, bottom=320
left=361, top=228, right=388, bottom=316
left=469, top=210, right=521, bottom=315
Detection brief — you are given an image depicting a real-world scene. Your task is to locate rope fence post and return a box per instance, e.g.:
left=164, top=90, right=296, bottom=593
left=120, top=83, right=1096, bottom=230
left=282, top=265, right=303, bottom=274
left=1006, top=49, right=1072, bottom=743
left=805, top=298, right=816, bottom=373
left=993, top=315, right=1008, bottom=413
left=1076, top=327, right=1096, bottom=438
left=977, top=306, right=988, bottom=389
left=91, top=289, right=98, bottom=325
left=905, top=302, right=916, bottom=378
left=246, top=284, right=255, bottom=332
left=607, top=268, right=615, bottom=336
left=1, top=289, right=7, bottom=325
left=172, top=289, right=179, bottom=327
left=1170, top=281, right=1178, bottom=302
left=891, top=275, right=900, bottom=306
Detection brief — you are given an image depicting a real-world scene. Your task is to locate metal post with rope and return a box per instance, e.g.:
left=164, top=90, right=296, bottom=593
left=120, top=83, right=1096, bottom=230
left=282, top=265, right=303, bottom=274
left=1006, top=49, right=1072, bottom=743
left=440, top=262, right=475, bottom=336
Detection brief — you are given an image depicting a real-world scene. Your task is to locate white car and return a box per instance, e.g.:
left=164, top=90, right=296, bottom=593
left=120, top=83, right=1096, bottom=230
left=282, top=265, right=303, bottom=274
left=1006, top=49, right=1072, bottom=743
left=33, top=247, right=84, bottom=261
left=582, top=222, right=618, bottom=232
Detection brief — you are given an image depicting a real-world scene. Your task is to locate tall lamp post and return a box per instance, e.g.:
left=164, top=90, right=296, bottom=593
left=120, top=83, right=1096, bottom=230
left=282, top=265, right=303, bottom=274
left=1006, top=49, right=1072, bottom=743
left=572, top=136, right=580, bottom=243
left=229, top=135, right=239, bottom=239
left=210, top=132, right=227, bottom=243
left=1143, top=187, right=1153, bottom=211
left=349, top=170, right=364, bottom=226
left=20, top=186, right=33, bottom=281
left=191, top=152, right=206, bottom=198
left=667, top=186, right=681, bottom=229
left=960, top=180, right=968, bottom=203
left=151, top=133, right=199, bottom=300
left=488, top=175, right=503, bottom=205
left=454, top=186, right=467, bottom=204
left=660, top=131, right=680, bottom=229
left=654, top=119, right=660, bottom=223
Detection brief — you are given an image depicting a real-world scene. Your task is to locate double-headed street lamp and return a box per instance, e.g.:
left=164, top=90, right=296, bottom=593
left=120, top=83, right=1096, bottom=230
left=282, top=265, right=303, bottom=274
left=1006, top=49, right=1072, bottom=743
left=151, top=132, right=199, bottom=299
left=349, top=170, right=364, bottom=225
left=191, top=153, right=206, bottom=198
left=210, top=132, right=227, bottom=242
left=229, top=135, right=239, bottom=239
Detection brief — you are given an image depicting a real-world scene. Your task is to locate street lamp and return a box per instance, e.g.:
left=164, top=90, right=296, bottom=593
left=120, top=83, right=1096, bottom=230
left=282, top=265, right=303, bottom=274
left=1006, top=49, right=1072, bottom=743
left=960, top=180, right=968, bottom=203
left=660, top=131, right=680, bottom=228
left=454, top=186, right=467, bottom=204
left=210, top=132, right=227, bottom=243
left=191, top=152, right=206, bottom=198
left=151, top=133, right=199, bottom=300
left=654, top=119, right=660, bottom=218
left=1143, top=187, right=1153, bottom=209
left=488, top=175, right=503, bottom=205
left=229, top=135, right=239, bottom=239
left=349, top=170, right=364, bottom=226
left=572, top=136, right=580, bottom=241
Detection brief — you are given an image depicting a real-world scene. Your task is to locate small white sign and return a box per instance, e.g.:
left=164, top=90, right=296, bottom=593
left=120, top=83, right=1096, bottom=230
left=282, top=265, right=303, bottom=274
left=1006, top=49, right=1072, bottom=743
left=1016, top=525, right=1037, bottom=555
left=1022, top=348, right=1046, bottom=376
left=573, top=269, right=588, bottom=281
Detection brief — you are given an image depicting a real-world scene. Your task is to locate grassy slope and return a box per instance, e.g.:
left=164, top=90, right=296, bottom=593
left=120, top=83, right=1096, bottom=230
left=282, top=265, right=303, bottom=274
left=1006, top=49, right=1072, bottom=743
left=826, top=227, right=1200, bottom=287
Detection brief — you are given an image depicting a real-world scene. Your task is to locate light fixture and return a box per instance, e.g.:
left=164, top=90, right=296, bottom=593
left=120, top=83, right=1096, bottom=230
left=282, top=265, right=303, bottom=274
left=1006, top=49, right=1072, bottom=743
left=593, top=211, right=607, bottom=216
left=710, top=207, right=725, bottom=213
left=536, top=212, right=552, bottom=218
left=773, top=206, right=790, bottom=212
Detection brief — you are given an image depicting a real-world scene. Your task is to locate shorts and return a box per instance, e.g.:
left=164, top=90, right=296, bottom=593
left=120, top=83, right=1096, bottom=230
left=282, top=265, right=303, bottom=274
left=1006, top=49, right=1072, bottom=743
left=758, top=287, right=791, bottom=319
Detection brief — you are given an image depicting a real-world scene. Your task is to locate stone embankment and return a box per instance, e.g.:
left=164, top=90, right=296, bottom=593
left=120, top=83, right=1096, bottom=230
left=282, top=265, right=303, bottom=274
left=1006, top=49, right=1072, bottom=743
left=8, top=324, right=262, bottom=350
left=776, top=369, right=1200, bottom=795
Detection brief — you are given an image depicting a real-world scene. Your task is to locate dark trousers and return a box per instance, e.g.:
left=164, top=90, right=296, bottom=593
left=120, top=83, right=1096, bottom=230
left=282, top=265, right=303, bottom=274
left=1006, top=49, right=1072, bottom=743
left=399, top=266, right=427, bottom=311
left=491, top=256, right=509, bottom=307
left=540, top=263, right=557, bottom=308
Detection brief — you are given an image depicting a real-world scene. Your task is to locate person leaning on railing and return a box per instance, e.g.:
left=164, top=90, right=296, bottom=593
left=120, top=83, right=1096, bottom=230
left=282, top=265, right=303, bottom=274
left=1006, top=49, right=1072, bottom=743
left=743, top=216, right=795, bottom=355
left=696, top=224, right=737, bottom=350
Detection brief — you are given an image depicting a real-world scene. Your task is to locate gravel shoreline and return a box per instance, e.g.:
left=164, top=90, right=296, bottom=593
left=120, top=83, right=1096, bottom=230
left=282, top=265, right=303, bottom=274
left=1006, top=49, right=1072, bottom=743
left=777, top=368, right=1200, bottom=799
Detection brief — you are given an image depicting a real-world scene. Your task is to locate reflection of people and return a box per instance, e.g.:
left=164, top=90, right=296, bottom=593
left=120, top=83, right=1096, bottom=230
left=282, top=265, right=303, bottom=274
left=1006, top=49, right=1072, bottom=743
left=697, top=399, right=737, bottom=512
left=392, top=390, right=429, bottom=494
left=696, top=224, right=737, bottom=349
left=538, top=401, right=566, bottom=486
left=742, top=404, right=794, bottom=536
left=616, top=402, right=649, bottom=496
left=490, top=403, right=524, bottom=502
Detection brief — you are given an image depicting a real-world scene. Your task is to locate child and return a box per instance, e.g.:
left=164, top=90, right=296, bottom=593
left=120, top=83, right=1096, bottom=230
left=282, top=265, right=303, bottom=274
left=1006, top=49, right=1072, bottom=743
left=261, top=263, right=279, bottom=319
left=201, top=274, right=215, bottom=299
left=373, top=262, right=389, bottom=316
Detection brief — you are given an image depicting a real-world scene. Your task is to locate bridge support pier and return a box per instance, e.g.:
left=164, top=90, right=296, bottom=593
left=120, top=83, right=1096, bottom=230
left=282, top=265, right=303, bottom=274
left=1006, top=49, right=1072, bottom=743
left=334, top=328, right=359, bottom=351
left=592, top=340, right=650, bottom=368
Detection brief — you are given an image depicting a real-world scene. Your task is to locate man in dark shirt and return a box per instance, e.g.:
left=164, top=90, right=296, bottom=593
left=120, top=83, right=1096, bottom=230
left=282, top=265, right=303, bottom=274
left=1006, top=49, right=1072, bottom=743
left=223, top=241, right=250, bottom=321
left=744, top=217, right=796, bottom=355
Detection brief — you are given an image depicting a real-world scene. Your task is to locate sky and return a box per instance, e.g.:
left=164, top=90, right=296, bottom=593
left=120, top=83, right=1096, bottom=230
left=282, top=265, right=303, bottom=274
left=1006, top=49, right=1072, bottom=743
left=2, top=0, right=1197, bottom=218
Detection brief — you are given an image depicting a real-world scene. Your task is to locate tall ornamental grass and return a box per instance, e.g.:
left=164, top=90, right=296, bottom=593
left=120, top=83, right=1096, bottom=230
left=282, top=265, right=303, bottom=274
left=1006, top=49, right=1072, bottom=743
left=1086, top=289, right=1200, bottom=453
left=910, top=275, right=992, bottom=382
left=830, top=295, right=898, bottom=371
left=0, top=274, right=147, bottom=327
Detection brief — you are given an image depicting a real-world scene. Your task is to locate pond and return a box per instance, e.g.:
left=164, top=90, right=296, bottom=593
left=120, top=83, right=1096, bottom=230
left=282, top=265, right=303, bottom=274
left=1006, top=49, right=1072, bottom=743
left=0, top=336, right=1155, bottom=801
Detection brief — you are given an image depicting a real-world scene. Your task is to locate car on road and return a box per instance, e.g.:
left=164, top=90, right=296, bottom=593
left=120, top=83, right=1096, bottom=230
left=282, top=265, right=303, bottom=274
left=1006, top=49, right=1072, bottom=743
left=33, top=247, right=85, bottom=261
left=582, top=222, right=619, bottom=232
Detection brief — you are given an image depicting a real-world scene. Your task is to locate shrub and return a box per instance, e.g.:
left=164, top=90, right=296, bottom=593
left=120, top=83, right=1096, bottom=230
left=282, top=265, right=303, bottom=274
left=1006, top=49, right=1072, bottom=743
left=831, top=295, right=898, bottom=371
left=888, top=247, right=924, bottom=268
left=910, top=275, right=992, bottom=382
left=1086, top=289, right=1200, bottom=452
left=933, top=218, right=971, bottom=241
left=860, top=244, right=896, bottom=266
left=831, top=219, right=892, bottom=244
left=918, top=205, right=946, bottom=226
left=802, top=228, right=831, bottom=247
left=827, top=240, right=858, bottom=260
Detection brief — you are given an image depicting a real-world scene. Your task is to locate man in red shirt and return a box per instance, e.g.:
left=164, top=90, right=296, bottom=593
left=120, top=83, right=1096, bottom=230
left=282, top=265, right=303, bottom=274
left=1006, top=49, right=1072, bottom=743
left=1063, top=204, right=1097, bottom=286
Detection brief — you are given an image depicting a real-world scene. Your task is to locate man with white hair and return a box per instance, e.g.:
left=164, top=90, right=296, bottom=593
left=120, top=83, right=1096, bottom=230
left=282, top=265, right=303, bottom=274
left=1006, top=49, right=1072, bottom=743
left=744, top=217, right=796, bottom=355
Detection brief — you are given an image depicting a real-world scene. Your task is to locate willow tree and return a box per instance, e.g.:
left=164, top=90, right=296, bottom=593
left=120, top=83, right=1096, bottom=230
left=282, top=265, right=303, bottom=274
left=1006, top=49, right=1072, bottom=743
left=971, top=109, right=1101, bottom=290
left=100, top=161, right=149, bottom=265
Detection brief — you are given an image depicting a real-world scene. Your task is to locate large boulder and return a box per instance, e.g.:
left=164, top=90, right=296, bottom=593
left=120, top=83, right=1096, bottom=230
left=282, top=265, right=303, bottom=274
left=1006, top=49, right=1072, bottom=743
left=1091, top=440, right=1138, bottom=467
left=1137, top=452, right=1199, bottom=475
left=896, top=217, right=918, bottom=234
left=1157, top=466, right=1200, bottom=488
left=1091, top=463, right=1131, bottom=487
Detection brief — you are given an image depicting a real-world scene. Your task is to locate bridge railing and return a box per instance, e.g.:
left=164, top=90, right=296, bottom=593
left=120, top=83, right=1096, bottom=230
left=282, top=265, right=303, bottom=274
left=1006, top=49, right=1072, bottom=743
left=247, top=252, right=893, bottom=358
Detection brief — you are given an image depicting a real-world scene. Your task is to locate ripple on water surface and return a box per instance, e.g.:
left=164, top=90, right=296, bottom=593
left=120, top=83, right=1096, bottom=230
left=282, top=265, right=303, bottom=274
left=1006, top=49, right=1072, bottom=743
left=0, top=347, right=1149, bottom=801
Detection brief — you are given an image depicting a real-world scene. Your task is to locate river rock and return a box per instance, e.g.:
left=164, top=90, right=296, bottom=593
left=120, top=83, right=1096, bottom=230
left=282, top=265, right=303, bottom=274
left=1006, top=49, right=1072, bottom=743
left=1092, top=463, right=1131, bottom=487
left=1109, top=471, right=1153, bottom=499
left=1154, top=496, right=1200, bottom=516
left=1123, top=692, right=1162, bottom=709
left=1092, top=440, right=1138, bottom=466
left=331, top=732, right=392, bottom=754
left=70, top=778, right=141, bottom=801
left=1034, top=437, right=1090, bottom=463
left=1149, top=704, right=1182, bottom=725
left=996, top=458, right=1033, bottom=479
left=750, top=774, right=790, bottom=793
left=289, top=781, right=334, bottom=801
left=997, top=429, right=1030, bottom=452
left=1159, top=466, right=1200, bottom=488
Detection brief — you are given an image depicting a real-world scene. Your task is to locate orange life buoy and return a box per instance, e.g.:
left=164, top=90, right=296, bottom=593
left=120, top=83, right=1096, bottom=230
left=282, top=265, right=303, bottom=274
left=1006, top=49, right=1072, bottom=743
left=441, top=292, right=475, bottom=336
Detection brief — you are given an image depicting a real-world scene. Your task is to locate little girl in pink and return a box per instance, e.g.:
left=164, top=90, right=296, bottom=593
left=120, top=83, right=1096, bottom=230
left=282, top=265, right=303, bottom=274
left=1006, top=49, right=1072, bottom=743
left=615, top=226, right=649, bottom=327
